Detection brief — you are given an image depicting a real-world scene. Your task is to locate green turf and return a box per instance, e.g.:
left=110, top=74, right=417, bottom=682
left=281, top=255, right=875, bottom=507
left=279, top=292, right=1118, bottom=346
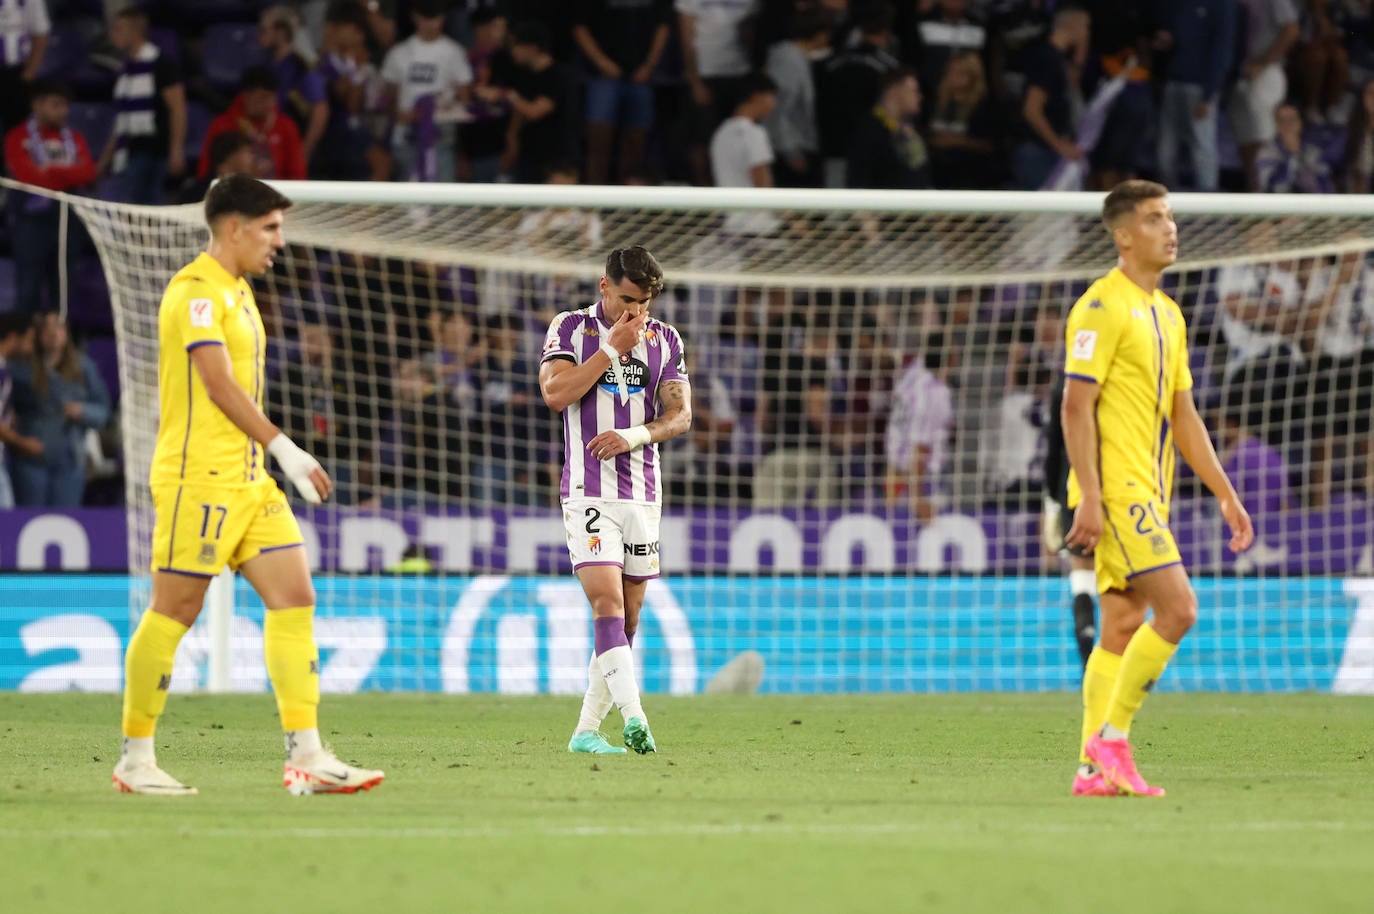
left=2, top=693, right=1371, bottom=914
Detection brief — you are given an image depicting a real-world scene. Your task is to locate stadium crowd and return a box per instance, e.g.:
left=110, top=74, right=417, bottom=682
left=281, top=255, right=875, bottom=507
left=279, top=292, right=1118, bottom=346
left=1, top=0, right=1373, bottom=512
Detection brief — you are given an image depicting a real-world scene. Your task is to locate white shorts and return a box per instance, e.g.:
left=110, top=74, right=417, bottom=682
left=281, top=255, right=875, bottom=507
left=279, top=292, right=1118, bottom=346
left=563, top=498, right=662, bottom=580
left=1229, top=64, right=1286, bottom=146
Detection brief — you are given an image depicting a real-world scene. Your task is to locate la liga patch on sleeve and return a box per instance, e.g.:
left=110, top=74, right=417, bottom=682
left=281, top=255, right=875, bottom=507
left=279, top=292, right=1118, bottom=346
left=1072, top=329, right=1097, bottom=361
left=189, top=298, right=214, bottom=328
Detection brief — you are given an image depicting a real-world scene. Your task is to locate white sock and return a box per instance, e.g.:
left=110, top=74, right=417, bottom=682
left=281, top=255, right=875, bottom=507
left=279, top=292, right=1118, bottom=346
left=596, top=645, right=645, bottom=723
left=285, top=728, right=323, bottom=762
left=575, top=652, right=615, bottom=734
left=1100, top=722, right=1129, bottom=741
left=121, top=736, right=155, bottom=766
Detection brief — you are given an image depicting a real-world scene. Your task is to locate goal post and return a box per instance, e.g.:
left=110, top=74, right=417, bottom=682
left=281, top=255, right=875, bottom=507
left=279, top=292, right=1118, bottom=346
left=9, top=173, right=1374, bottom=696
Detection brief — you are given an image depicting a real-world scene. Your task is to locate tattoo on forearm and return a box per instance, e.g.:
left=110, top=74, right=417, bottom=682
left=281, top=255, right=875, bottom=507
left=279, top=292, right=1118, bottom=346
left=646, top=381, right=693, bottom=441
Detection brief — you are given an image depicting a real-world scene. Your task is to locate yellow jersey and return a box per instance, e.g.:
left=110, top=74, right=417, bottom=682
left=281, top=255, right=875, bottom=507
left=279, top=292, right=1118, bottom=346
left=1064, top=267, right=1192, bottom=508
left=149, top=252, right=269, bottom=488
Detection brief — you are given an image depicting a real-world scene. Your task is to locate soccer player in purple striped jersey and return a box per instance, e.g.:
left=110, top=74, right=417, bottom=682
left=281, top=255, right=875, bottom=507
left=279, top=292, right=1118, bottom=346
left=539, top=246, right=692, bottom=755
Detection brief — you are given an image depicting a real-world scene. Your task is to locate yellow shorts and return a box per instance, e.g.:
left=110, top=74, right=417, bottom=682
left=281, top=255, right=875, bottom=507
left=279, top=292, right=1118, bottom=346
left=1096, top=496, right=1182, bottom=594
left=150, top=482, right=303, bottom=577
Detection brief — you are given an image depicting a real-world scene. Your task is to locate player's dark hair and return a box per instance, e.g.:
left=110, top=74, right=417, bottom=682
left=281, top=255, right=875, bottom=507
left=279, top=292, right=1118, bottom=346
left=605, top=246, right=664, bottom=298
left=207, top=130, right=254, bottom=175
left=738, top=72, right=778, bottom=104
left=511, top=20, right=551, bottom=51
left=204, top=174, right=293, bottom=225
left=28, top=78, right=72, bottom=102
left=325, top=0, right=369, bottom=31
left=0, top=311, right=30, bottom=341
left=878, top=66, right=918, bottom=97
left=790, top=8, right=832, bottom=41
left=240, top=65, right=280, bottom=93
left=115, top=6, right=149, bottom=31
left=1102, top=179, right=1168, bottom=229
left=858, top=2, right=896, bottom=36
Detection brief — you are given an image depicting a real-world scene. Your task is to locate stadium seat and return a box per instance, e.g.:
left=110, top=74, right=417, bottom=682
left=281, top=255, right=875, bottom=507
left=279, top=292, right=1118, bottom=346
left=67, top=102, right=117, bottom=161
left=35, top=26, right=87, bottom=81
left=202, top=23, right=269, bottom=92
left=0, top=258, right=16, bottom=313
left=185, top=101, right=213, bottom=164
left=69, top=257, right=113, bottom=334
left=148, top=27, right=184, bottom=64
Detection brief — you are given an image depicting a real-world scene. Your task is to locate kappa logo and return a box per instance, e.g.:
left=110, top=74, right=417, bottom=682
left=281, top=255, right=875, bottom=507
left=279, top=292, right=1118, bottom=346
left=581, top=327, right=600, bottom=337
left=189, top=298, right=214, bottom=328
left=157, top=674, right=172, bottom=691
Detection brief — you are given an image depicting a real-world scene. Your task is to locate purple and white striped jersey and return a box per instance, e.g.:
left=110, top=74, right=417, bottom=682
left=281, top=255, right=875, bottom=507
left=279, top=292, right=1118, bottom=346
left=0, top=0, right=49, bottom=67
left=542, top=300, right=689, bottom=504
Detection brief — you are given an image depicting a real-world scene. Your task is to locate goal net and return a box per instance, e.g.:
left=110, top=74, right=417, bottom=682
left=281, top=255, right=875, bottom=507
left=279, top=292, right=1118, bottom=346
left=53, top=183, right=1374, bottom=695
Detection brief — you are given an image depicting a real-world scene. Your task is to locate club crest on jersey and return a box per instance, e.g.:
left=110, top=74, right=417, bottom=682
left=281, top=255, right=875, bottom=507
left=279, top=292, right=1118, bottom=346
left=198, top=542, right=217, bottom=564
left=189, top=298, right=213, bottom=327
left=645, top=329, right=658, bottom=345
left=588, top=535, right=602, bottom=555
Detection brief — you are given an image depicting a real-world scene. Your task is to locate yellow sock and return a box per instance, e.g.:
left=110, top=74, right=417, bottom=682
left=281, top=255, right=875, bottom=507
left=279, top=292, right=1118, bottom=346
left=264, top=607, right=320, bottom=732
left=1080, top=647, right=1122, bottom=763
left=1104, top=623, right=1177, bottom=735
left=122, top=610, right=190, bottom=738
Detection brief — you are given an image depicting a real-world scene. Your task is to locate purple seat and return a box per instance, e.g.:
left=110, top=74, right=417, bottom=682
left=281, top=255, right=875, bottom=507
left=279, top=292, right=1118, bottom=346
left=185, top=101, right=212, bottom=163
left=202, top=23, right=269, bottom=92
left=35, top=26, right=87, bottom=81
left=68, top=257, right=113, bottom=334
left=84, top=336, right=121, bottom=404
left=67, top=102, right=117, bottom=161
left=148, top=27, right=183, bottom=64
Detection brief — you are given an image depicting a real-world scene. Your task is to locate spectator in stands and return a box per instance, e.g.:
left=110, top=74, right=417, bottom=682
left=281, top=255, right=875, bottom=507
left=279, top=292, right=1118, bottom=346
left=677, top=0, right=760, bottom=185
left=1012, top=4, right=1088, bottom=190
left=474, top=312, right=540, bottom=504
left=7, top=311, right=110, bottom=507
left=3, top=80, right=96, bottom=315
left=929, top=51, right=1000, bottom=188
left=764, top=8, right=830, bottom=188
left=816, top=3, right=900, bottom=187
left=710, top=73, right=777, bottom=189
left=503, top=22, right=568, bottom=184
left=1230, top=0, right=1299, bottom=191
left=1257, top=103, right=1334, bottom=192
left=1084, top=0, right=1161, bottom=190
left=267, top=320, right=377, bottom=505
left=1156, top=0, right=1237, bottom=192
left=259, top=5, right=330, bottom=166
left=666, top=347, right=737, bottom=504
left=0, top=0, right=48, bottom=140
left=381, top=0, right=473, bottom=182
left=906, top=0, right=987, bottom=104
left=885, top=335, right=954, bottom=523
left=848, top=68, right=931, bottom=189
left=1290, top=0, right=1350, bottom=126
left=985, top=0, right=1051, bottom=103
left=1302, top=243, right=1374, bottom=505
left=1342, top=79, right=1374, bottom=192
left=574, top=0, right=671, bottom=185
left=101, top=6, right=186, bottom=205
left=513, top=161, right=602, bottom=323
left=394, top=305, right=482, bottom=503
left=462, top=6, right=512, bottom=183
left=316, top=0, right=389, bottom=181
left=198, top=67, right=308, bottom=181
left=988, top=357, right=1053, bottom=510
left=0, top=312, right=38, bottom=509
left=1215, top=386, right=1297, bottom=522
left=180, top=132, right=257, bottom=203
left=754, top=308, right=839, bottom=507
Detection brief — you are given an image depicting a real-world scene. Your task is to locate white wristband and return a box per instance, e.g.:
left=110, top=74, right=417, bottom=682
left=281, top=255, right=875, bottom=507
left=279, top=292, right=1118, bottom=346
left=600, top=339, right=629, bottom=402
left=267, top=433, right=325, bottom=504
left=618, top=425, right=652, bottom=449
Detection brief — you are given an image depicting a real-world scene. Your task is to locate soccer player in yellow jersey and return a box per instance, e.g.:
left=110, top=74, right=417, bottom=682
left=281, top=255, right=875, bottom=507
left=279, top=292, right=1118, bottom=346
left=112, top=175, right=383, bottom=796
left=1062, top=180, right=1254, bottom=797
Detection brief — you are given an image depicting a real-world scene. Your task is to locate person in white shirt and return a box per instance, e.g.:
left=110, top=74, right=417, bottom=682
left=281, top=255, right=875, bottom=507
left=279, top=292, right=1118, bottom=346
left=710, top=73, right=778, bottom=236
left=885, top=338, right=954, bottom=523
left=764, top=8, right=830, bottom=187
left=1215, top=259, right=1305, bottom=380
left=380, top=0, right=473, bottom=181
left=0, top=0, right=48, bottom=136
left=676, top=0, right=759, bottom=184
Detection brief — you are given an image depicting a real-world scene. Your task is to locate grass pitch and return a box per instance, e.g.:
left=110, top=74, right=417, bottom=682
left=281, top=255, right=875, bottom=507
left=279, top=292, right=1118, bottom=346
left=1, top=693, right=1371, bottom=914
